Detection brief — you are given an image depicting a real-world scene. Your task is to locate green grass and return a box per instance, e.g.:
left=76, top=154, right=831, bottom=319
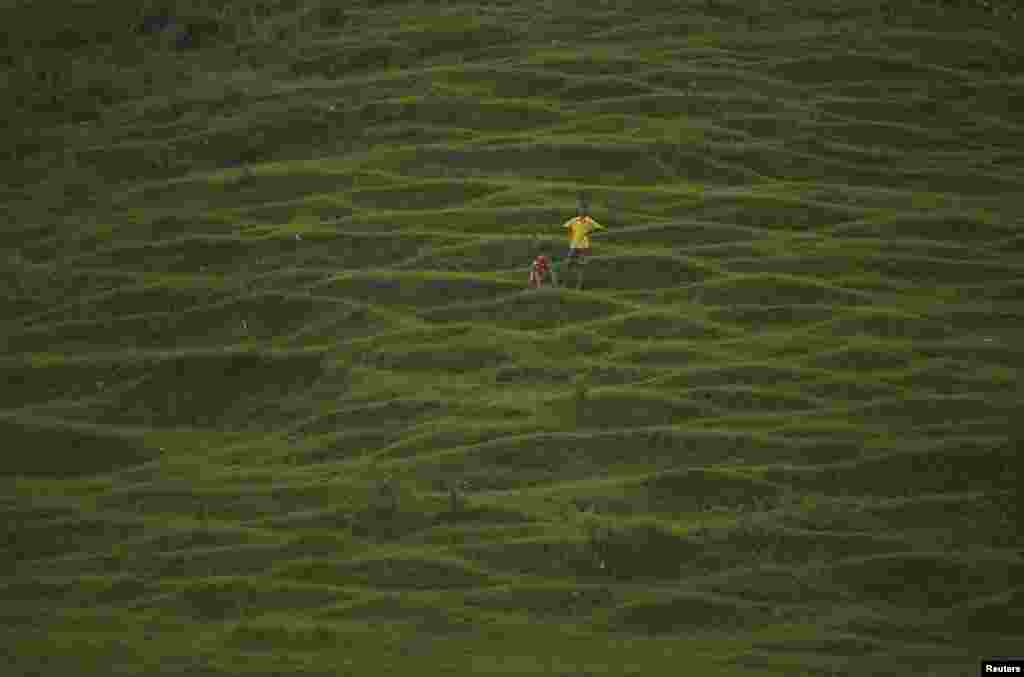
left=2, top=0, right=1023, bottom=675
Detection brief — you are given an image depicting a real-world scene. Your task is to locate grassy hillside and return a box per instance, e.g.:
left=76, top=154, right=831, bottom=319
left=3, top=1, right=1022, bottom=675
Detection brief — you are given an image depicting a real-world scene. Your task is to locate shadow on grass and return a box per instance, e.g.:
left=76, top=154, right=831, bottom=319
left=0, top=418, right=159, bottom=478
left=99, top=350, right=324, bottom=427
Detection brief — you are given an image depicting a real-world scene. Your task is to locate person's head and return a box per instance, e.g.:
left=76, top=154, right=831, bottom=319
left=577, top=192, right=589, bottom=217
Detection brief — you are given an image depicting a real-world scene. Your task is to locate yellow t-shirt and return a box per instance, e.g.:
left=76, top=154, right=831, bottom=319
left=563, top=215, right=604, bottom=249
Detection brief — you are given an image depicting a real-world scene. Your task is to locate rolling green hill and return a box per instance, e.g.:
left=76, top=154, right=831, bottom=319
left=2, top=1, right=1022, bottom=675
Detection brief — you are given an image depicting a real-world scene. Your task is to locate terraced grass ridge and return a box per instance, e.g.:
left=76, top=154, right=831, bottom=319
left=3, top=0, right=1022, bottom=675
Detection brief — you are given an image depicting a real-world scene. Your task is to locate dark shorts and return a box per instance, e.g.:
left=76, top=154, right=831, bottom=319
left=567, top=247, right=591, bottom=260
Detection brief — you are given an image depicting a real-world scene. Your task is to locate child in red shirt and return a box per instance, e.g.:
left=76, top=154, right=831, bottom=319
left=529, top=254, right=557, bottom=289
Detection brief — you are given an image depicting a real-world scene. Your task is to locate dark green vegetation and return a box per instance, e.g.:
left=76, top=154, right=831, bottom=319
left=3, top=0, right=1022, bottom=675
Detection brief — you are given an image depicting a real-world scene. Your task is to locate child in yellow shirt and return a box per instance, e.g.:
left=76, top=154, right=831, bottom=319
left=561, top=208, right=605, bottom=289
left=563, top=210, right=605, bottom=262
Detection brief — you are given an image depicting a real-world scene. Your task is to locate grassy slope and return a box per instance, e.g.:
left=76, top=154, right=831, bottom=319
left=2, top=0, right=1023, bottom=675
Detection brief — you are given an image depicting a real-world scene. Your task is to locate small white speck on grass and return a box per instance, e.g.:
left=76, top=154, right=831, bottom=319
left=242, top=320, right=248, bottom=330
left=983, top=338, right=993, bottom=342
left=295, top=233, right=302, bottom=241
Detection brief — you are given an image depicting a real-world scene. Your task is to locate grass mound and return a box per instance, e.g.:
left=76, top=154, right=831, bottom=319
left=172, top=292, right=342, bottom=343
left=703, top=523, right=907, bottom=569
left=356, top=98, right=564, bottom=132
left=652, top=362, right=813, bottom=388
left=777, top=53, right=949, bottom=84
left=2, top=515, right=148, bottom=572
left=708, top=303, right=843, bottom=328
left=566, top=254, right=709, bottom=291
left=421, top=289, right=625, bottom=330
left=607, top=593, right=776, bottom=634
left=860, top=254, right=1023, bottom=285
left=750, top=635, right=884, bottom=657
left=101, top=350, right=324, bottom=427
left=493, top=363, right=577, bottom=386
left=696, top=275, right=870, bottom=306
left=287, top=429, right=409, bottom=464
left=644, top=468, right=783, bottom=513
left=348, top=180, right=501, bottom=210
left=461, top=583, right=619, bottom=619
left=433, top=66, right=569, bottom=98
left=284, top=304, right=398, bottom=347
left=850, top=393, right=1013, bottom=425
left=123, top=170, right=352, bottom=210
left=0, top=419, right=158, bottom=478
left=806, top=345, right=915, bottom=372
left=279, top=230, right=450, bottom=270
left=610, top=342, right=716, bottom=367
left=590, top=311, right=730, bottom=341
left=408, top=428, right=733, bottom=491
left=77, top=236, right=255, bottom=274
left=833, top=214, right=1015, bottom=243
left=697, top=566, right=845, bottom=604
left=5, top=314, right=193, bottom=353
left=321, top=594, right=477, bottom=633
left=826, top=553, right=1024, bottom=608
left=226, top=619, right=343, bottom=651
left=701, top=195, right=862, bottom=232
left=603, top=221, right=766, bottom=247
left=313, top=272, right=521, bottom=308
left=681, top=385, right=822, bottom=413
left=371, top=341, right=511, bottom=373
left=147, top=578, right=345, bottom=621
left=98, top=483, right=332, bottom=521
left=818, top=120, right=956, bottom=151
left=384, top=143, right=671, bottom=184
left=33, top=284, right=232, bottom=326
left=862, top=492, right=1018, bottom=548
left=559, top=77, right=655, bottom=102
left=395, top=237, right=540, bottom=273
left=279, top=555, right=492, bottom=590
left=821, top=310, right=955, bottom=340
left=0, top=576, right=158, bottom=611
left=770, top=439, right=1020, bottom=497
left=462, top=522, right=700, bottom=580
left=959, top=588, right=1024, bottom=636
left=0, top=358, right=148, bottom=408
left=550, top=387, right=706, bottom=429
left=292, top=399, right=445, bottom=435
